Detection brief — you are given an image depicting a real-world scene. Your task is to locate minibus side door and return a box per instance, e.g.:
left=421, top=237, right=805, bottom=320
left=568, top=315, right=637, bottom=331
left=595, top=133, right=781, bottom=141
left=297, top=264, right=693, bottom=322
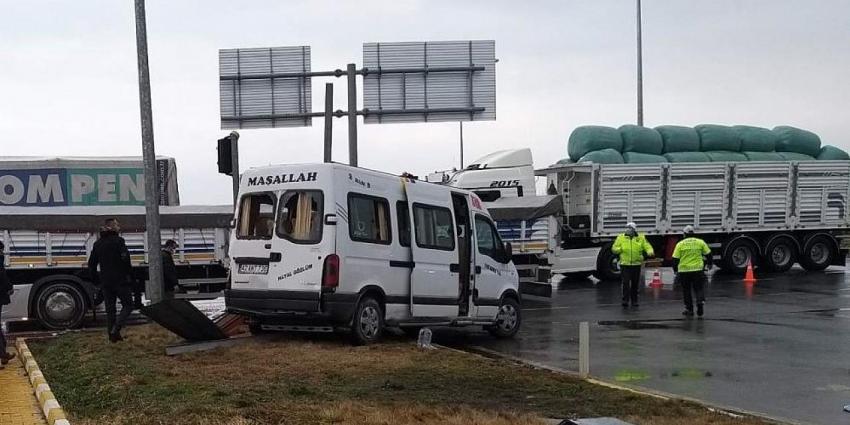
left=404, top=179, right=460, bottom=318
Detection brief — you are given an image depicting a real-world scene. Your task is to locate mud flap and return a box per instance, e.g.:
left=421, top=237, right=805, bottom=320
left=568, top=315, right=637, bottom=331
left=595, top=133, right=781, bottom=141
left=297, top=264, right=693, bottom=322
left=519, top=281, right=552, bottom=297
left=140, top=299, right=227, bottom=341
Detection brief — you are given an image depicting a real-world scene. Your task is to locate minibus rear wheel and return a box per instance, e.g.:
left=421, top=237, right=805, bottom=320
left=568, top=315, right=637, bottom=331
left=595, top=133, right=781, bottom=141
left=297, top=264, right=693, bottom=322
left=351, top=296, right=384, bottom=345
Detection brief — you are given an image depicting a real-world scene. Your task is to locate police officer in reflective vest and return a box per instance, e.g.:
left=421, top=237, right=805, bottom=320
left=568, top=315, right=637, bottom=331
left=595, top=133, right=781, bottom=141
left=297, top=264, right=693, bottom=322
left=673, top=225, right=712, bottom=317
left=612, top=222, right=655, bottom=308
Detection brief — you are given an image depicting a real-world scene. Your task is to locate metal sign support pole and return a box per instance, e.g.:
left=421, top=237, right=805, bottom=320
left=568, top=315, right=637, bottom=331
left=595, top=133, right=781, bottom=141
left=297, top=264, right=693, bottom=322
left=636, top=0, right=644, bottom=126
left=229, top=131, right=240, bottom=205
left=323, top=83, right=334, bottom=163
left=346, top=63, right=358, bottom=167
left=459, top=122, right=464, bottom=169
left=133, top=0, right=163, bottom=304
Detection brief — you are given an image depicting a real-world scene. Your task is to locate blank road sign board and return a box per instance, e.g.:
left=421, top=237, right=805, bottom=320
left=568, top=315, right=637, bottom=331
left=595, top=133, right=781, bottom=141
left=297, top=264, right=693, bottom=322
left=362, top=40, right=496, bottom=124
left=219, top=46, right=312, bottom=129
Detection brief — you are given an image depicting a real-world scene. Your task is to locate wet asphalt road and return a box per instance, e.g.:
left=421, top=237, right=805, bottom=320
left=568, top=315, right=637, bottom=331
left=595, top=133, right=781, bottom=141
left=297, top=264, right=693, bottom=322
left=436, top=266, right=850, bottom=425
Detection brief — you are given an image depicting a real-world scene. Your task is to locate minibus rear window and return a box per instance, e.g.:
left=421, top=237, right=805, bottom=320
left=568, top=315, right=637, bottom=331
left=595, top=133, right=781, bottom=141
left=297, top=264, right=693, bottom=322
left=277, top=191, right=324, bottom=244
left=237, top=193, right=276, bottom=239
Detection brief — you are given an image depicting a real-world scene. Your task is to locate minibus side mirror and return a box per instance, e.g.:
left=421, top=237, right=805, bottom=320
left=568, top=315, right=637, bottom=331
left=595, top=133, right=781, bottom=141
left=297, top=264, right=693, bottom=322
left=503, top=242, right=513, bottom=263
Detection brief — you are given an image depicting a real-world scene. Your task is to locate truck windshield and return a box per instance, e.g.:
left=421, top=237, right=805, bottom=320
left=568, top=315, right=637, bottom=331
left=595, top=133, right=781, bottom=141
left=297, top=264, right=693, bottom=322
left=277, top=190, right=324, bottom=244
left=237, top=193, right=276, bottom=239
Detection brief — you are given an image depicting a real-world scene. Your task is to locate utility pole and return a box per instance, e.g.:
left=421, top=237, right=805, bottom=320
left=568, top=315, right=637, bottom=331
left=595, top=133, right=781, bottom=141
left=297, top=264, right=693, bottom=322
left=134, top=0, right=163, bottom=304
left=636, top=0, right=644, bottom=126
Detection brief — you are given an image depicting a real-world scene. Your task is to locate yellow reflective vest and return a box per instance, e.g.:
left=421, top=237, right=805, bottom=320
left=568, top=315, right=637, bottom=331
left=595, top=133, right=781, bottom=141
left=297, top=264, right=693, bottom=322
left=612, top=233, right=655, bottom=266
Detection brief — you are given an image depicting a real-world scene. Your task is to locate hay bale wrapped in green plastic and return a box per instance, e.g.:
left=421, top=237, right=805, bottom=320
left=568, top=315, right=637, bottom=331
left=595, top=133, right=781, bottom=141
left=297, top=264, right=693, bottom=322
left=663, top=152, right=711, bottom=163
left=734, top=125, right=777, bottom=152
left=622, top=152, right=668, bottom=163
left=743, top=151, right=784, bottom=161
left=619, top=125, right=663, bottom=155
left=777, top=152, right=816, bottom=161
left=695, top=124, right=741, bottom=152
left=568, top=126, right=623, bottom=161
left=773, top=126, right=821, bottom=157
left=656, top=125, right=700, bottom=153
left=555, top=158, right=575, bottom=165
left=577, top=149, right=624, bottom=164
left=705, top=151, right=748, bottom=162
left=817, top=145, right=850, bottom=160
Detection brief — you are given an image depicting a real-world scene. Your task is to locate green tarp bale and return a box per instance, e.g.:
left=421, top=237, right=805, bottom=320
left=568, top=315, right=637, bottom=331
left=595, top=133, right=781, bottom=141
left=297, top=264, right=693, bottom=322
left=696, top=124, right=741, bottom=152
left=663, top=152, right=711, bottom=163
left=817, top=145, right=850, bottom=160
left=777, top=152, right=816, bottom=161
left=743, top=151, right=785, bottom=161
left=656, top=125, right=700, bottom=153
left=773, top=126, right=821, bottom=157
left=555, top=158, right=575, bottom=165
left=568, top=126, right=623, bottom=161
left=622, top=152, right=668, bottom=163
left=619, top=125, right=663, bottom=155
left=705, top=151, right=748, bottom=162
left=734, top=125, right=777, bottom=152
left=577, top=149, right=624, bottom=164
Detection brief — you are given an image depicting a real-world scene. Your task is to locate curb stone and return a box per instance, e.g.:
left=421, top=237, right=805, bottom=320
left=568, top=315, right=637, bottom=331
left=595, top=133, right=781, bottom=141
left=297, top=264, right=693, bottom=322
left=15, top=338, right=70, bottom=425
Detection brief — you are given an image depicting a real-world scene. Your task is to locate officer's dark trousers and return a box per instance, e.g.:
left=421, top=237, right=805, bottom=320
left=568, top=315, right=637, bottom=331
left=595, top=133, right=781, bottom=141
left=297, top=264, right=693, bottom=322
left=679, top=271, right=706, bottom=312
left=102, top=284, right=133, bottom=335
left=621, top=265, right=643, bottom=305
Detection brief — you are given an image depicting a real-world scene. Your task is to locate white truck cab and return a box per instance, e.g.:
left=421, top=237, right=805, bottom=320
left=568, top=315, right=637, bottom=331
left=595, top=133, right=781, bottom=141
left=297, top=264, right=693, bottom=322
left=225, top=163, right=521, bottom=344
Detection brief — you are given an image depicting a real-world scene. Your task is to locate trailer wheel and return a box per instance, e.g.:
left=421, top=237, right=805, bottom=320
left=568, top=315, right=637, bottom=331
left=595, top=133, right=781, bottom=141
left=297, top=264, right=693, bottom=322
left=800, top=235, right=836, bottom=271
left=33, top=281, right=88, bottom=330
left=594, top=244, right=621, bottom=281
left=487, top=297, right=521, bottom=339
left=764, top=236, right=797, bottom=272
left=722, top=238, right=759, bottom=273
left=350, top=296, right=384, bottom=345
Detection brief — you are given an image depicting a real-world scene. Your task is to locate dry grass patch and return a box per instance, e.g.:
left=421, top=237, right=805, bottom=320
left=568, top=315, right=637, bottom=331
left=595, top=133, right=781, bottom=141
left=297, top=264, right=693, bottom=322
left=29, top=324, right=776, bottom=425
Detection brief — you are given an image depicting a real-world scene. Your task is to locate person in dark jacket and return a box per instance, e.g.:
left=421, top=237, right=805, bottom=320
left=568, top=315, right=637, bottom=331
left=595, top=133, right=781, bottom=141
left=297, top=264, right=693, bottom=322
left=88, top=218, right=133, bottom=342
left=0, top=241, right=16, bottom=366
left=162, top=239, right=180, bottom=297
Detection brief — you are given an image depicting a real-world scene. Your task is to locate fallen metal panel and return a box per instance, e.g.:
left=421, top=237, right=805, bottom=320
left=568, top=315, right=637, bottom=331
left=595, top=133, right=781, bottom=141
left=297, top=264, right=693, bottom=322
left=141, top=299, right=227, bottom=341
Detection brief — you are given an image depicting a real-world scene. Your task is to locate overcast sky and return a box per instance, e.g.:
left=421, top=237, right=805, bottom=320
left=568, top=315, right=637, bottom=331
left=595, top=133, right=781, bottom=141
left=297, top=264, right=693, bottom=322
left=2, top=0, right=849, bottom=205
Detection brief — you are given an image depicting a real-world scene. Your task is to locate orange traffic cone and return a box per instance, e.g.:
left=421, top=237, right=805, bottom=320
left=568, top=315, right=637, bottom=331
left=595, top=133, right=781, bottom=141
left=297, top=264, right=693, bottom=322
left=650, top=269, right=663, bottom=288
left=743, top=259, right=756, bottom=284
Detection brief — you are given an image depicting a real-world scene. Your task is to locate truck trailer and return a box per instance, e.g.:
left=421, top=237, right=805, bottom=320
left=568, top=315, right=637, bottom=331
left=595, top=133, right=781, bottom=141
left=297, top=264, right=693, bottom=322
left=0, top=205, right=232, bottom=329
left=445, top=149, right=850, bottom=288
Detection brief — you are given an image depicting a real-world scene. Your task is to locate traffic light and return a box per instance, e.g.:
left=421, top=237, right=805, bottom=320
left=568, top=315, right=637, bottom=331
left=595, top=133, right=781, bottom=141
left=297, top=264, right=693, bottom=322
left=217, top=135, right=233, bottom=176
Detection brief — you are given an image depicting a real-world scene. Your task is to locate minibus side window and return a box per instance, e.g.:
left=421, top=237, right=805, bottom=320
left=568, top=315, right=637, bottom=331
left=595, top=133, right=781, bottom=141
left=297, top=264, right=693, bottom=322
left=277, top=190, right=324, bottom=244
left=412, top=204, right=455, bottom=251
left=348, top=193, right=392, bottom=245
left=237, top=193, right=276, bottom=240
left=397, top=201, right=410, bottom=247
left=474, top=215, right=508, bottom=263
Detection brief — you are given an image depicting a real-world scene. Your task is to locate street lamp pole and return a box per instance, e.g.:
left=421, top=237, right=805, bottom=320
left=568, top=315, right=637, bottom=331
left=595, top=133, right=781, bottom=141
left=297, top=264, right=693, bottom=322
left=636, top=0, right=644, bottom=126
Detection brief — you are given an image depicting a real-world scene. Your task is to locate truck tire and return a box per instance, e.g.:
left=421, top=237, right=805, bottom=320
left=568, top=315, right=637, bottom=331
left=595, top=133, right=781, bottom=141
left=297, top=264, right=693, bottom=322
left=722, top=238, right=759, bottom=273
left=488, top=297, right=521, bottom=339
left=33, top=281, right=88, bottom=330
left=350, top=296, right=384, bottom=345
left=800, top=235, right=836, bottom=271
left=594, top=244, right=621, bottom=281
left=764, top=235, right=797, bottom=272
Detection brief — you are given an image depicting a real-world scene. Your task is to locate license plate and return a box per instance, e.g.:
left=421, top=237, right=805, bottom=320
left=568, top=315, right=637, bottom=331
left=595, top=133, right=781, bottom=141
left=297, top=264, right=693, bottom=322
left=238, top=263, right=269, bottom=275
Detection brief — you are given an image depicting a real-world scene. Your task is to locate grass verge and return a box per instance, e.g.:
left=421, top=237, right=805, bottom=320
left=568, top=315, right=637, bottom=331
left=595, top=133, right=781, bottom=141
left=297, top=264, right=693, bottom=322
left=28, top=325, right=774, bottom=425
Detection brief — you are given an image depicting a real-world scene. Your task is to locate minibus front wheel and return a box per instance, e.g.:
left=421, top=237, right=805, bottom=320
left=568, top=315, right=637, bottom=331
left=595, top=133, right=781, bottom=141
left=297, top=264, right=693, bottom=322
left=351, top=296, right=384, bottom=345
left=487, top=297, right=521, bottom=339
